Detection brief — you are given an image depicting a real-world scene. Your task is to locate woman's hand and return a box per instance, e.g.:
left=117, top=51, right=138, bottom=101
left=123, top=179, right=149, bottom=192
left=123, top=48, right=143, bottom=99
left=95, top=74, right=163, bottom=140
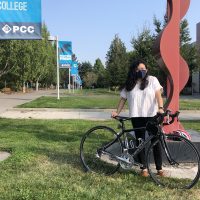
left=111, top=97, right=126, bottom=118
left=158, top=108, right=164, bottom=114
left=111, top=111, right=118, bottom=118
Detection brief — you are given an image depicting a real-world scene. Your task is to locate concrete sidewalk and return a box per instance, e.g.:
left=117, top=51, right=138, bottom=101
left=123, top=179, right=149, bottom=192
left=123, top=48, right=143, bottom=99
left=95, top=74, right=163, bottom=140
left=0, top=89, right=56, bottom=114
left=0, top=108, right=200, bottom=121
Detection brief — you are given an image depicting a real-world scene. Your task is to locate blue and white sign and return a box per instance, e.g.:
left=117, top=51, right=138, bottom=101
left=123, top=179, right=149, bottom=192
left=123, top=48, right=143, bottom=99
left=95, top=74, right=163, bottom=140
left=76, top=75, right=82, bottom=85
left=71, top=61, right=78, bottom=76
left=0, top=0, right=42, bottom=39
left=59, top=41, right=72, bottom=68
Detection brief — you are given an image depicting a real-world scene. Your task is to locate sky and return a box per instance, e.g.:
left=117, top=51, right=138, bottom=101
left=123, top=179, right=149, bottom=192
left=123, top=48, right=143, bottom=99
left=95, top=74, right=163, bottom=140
left=42, top=0, right=200, bottom=65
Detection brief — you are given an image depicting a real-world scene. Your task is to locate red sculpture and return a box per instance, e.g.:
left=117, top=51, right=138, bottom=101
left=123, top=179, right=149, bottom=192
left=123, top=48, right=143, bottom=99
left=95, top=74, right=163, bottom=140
left=153, top=0, right=190, bottom=133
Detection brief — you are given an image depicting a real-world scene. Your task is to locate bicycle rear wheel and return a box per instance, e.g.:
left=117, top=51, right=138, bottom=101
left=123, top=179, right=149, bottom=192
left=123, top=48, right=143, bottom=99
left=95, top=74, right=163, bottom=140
left=147, top=134, right=200, bottom=189
left=80, top=126, right=123, bottom=175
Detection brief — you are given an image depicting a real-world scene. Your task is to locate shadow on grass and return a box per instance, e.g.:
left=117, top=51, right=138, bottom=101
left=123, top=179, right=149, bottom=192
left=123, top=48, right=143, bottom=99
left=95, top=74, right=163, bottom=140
left=0, top=119, right=120, bottom=174
left=28, top=146, right=83, bottom=171
left=0, top=120, right=86, bottom=143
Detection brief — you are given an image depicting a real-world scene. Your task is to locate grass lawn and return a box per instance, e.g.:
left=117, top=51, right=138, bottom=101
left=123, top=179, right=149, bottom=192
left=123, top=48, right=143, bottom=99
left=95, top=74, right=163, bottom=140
left=0, top=118, right=199, bottom=200
left=17, top=96, right=120, bottom=109
left=17, top=89, right=120, bottom=109
left=17, top=92, right=200, bottom=110
left=179, top=99, right=200, bottom=110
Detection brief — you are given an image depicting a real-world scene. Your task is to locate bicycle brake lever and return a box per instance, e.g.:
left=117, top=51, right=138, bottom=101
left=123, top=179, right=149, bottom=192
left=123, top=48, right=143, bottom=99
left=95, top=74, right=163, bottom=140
left=167, top=113, right=170, bottom=124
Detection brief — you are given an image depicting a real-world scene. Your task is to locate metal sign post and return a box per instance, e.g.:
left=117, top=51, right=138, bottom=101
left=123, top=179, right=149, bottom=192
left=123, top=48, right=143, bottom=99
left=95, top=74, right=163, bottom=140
left=68, top=67, right=71, bottom=93
left=56, top=36, right=60, bottom=99
left=48, top=35, right=60, bottom=100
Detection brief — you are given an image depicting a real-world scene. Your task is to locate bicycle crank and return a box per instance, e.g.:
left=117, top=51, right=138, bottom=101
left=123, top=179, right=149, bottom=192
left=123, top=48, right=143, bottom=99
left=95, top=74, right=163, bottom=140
left=119, top=152, right=134, bottom=169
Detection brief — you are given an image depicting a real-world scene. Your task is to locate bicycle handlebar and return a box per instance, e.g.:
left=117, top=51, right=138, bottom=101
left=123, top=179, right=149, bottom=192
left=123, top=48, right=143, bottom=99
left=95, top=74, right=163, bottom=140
left=153, top=110, right=180, bottom=125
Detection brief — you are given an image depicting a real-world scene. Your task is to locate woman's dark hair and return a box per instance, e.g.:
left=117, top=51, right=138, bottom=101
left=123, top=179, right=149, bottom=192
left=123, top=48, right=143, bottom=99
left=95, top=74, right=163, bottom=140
left=125, top=59, right=149, bottom=91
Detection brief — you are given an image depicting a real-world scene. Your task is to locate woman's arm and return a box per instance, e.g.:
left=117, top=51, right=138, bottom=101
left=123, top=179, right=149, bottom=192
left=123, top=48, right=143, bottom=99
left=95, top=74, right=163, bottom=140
left=155, top=89, right=164, bottom=113
left=111, top=97, right=127, bottom=117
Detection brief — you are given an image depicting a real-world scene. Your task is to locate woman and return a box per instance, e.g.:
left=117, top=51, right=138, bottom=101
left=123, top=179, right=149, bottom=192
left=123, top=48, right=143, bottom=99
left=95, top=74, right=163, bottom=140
left=111, top=59, right=164, bottom=177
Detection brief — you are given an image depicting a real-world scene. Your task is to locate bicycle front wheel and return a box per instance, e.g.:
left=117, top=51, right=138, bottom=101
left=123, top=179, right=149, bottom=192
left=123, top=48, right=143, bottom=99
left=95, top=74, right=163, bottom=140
left=80, top=126, right=123, bottom=175
left=147, top=134, right=200, bottom=189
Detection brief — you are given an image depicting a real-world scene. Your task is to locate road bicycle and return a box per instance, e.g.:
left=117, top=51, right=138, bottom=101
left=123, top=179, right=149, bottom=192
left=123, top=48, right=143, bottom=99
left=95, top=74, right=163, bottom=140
left=80, top=110, right=200, bottom=189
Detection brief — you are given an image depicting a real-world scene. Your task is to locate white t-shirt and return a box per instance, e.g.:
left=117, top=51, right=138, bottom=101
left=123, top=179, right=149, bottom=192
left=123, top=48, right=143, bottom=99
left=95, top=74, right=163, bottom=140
left=120, top=76, right=163, bottom=117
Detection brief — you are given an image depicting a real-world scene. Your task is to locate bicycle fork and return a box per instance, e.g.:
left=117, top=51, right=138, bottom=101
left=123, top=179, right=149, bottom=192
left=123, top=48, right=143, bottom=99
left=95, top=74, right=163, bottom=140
left=160, top=135, right=179, bottom=166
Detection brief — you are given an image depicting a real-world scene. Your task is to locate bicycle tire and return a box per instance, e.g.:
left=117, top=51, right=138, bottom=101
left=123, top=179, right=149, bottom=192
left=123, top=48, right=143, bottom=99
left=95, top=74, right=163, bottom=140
left=80, top=126, right=123, bottom=175
left=147, top=134, right=200, bottom=189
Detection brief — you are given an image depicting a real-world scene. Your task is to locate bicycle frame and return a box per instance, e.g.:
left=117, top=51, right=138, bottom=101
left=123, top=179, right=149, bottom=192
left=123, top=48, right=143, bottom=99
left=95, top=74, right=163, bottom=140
left=100, top=120, right=177, bottom=167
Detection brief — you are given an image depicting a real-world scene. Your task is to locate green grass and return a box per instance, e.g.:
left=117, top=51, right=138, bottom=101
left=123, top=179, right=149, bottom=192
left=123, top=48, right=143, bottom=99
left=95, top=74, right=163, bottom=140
left=17, top=89, right=200, bottom=110
left=17, top=90, right=122, bottom=109
left=65, top=88, right=118, bottom=96
left=184, top=120, right=200, bottom=132
left=179, top=99, right=200, bottom=110
left=17, top=96, right=120, bottom=109
left=0, top=118, right=199, bottom=199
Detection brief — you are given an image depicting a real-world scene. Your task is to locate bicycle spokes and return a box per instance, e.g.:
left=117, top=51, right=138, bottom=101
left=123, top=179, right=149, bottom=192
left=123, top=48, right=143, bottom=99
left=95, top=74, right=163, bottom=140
left=147, top=134, right=200, bottom=189
left=80, top=126, right=122, bottom=175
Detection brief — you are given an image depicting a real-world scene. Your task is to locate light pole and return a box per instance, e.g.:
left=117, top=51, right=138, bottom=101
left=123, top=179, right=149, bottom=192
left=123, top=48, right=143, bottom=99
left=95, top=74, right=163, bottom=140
left=68, top=67, right=71, bottom=93
left=48, top=35, right=60, bottom=100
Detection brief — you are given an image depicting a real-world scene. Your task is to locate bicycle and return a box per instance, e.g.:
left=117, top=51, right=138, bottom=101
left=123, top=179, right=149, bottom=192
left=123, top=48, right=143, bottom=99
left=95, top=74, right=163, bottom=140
left=80, top=110, right=200, bottom=189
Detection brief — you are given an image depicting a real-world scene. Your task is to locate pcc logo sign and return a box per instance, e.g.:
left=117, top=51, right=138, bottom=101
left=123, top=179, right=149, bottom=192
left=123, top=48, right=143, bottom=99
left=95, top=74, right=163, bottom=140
left=0, top=0, right=41, bottom=39
left=2, top=24, right=34, bottom=34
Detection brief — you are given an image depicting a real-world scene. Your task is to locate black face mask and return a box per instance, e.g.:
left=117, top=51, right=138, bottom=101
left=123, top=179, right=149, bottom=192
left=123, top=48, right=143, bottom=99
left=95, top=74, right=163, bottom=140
left=136, top=70, right=147, bottom=79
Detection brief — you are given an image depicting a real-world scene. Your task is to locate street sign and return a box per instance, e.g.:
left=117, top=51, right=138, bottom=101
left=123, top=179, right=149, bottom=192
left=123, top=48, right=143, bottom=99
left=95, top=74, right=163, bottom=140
left=71, top=61, right=78, bottom=76
left=59, top=41, right=72, bottom=68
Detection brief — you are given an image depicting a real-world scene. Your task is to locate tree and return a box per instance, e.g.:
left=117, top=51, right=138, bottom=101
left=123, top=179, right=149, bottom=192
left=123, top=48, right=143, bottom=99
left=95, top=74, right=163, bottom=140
left=131, top=28, right=160, bottom=77
left=153, top=16, right=162, bottom=35
left=29, top=24, right=56, bottom=91
left=93, top=58, right=104, bottom=74
left=93, top=58, right=108, bottom=88
left=0, top=40, right=20, bottom=78
left=83, top=71, right=98, bottom=88
left=41, top=24, right=57, bottom=87
left=13, top=40, right=32, bottom=92
left=180, top=19, right=191, bottom=46
left=0, top=23, right=56, bottom=91
left=180, top=19, right=200, bottom=74
left=79, top=61, right=93, bottom=87
left=106, top=35, right=128, bottom=90
left=10, top=24, right=56, bottom=91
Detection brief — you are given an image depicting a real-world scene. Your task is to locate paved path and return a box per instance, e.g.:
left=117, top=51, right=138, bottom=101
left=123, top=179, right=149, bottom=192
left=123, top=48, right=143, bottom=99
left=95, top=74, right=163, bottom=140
left=0, top=89, right=56, bottom=114
left=1, top=108, right=200, bottom=121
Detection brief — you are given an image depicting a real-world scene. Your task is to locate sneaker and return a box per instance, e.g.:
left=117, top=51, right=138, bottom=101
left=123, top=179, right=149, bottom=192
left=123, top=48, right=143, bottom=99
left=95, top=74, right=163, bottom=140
left=157, top=170, right=165, bottom=177
left=140, top=170, right=149, bottom=177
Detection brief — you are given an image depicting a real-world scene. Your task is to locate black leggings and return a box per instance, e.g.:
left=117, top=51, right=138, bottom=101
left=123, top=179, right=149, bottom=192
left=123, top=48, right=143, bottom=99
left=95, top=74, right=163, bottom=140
left=131, top=117, right=162, bottom=170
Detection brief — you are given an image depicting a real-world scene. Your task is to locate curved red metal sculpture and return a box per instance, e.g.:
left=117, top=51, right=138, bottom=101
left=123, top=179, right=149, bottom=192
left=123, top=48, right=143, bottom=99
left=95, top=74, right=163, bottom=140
left=153, top=0, right=190, bottom=133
